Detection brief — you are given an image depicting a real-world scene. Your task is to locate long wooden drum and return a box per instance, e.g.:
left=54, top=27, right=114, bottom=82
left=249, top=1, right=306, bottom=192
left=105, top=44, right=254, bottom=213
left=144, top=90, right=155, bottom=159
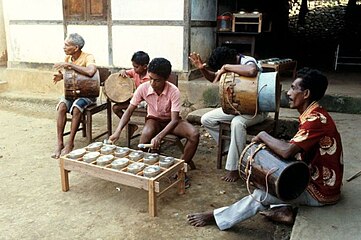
left=103, top=73, right=135, bottom=103
left=219, top=72, right=279, bottom=115
left=239, top=142, right=310, bottom=201
left=64, top=69, right=100, bottom=99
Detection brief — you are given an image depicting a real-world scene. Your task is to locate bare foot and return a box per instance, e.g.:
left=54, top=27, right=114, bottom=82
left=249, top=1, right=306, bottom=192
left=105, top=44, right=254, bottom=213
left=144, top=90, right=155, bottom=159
left=260, top=206, right=295, bottom=225
left=129, top=124, right=138, bottom=137
left=51, top=144, right=64, bottom=159
left=187, top=212, right=215, bottom=227
left=187, top=160, right=196, bottom=170
left=61, top=143, right=74, bottom=156
left=221, top=170, right=240, bottom=182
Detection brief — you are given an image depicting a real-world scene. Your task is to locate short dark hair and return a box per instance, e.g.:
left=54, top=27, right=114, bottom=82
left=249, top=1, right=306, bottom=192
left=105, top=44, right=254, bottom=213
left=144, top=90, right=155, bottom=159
left=297, top=67, right=328, bottom=102
left=131, top=51, right=150, bottom=65
left=208, top=46, right=238, bottom=71
left=148, top=58, right=172, bottom=79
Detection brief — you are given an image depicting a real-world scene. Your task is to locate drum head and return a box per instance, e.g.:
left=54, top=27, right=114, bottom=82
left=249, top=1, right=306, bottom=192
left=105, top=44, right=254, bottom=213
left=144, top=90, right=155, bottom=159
left=103, top=73, right=135, bottom=103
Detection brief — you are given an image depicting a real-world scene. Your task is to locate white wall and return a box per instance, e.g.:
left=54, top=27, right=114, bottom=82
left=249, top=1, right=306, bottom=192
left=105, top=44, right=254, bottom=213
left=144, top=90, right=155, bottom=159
left=8, top=25, right=64, bottom=63
left=112, top=0, right=183, bottom=20
left=3, top=0, right=63, bottom=20
left=2, top=0, right=216, bottom=74
left=113, top=26, right=183, bottom=70
left=67, top=25, right=109, bottom=67
left=3, top=0, right=63, bottom=64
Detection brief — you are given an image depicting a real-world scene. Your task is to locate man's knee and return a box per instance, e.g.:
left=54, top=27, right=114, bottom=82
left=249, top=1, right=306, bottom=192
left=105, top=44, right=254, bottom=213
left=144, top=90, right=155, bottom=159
left=200, top=115, right=207, bottom=126
left=72, top=107, right=82, bottom=117
left=112, top=104, right=122, bottom=115
left=188, top=127, right=200, bottom=143
left=57, top=103, right=67, bottom=114
left=231, top=118, right=247, bottom=131
left=253, top=189, right=268, bottom=202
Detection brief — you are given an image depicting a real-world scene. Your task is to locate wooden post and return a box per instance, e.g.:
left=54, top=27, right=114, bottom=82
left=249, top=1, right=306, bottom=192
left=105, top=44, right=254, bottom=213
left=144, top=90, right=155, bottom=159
left=148, top=179, right=157, bottom=217
left=177, top=167, right=185, bottom=195
left=59, top=159, right=70, bottom=192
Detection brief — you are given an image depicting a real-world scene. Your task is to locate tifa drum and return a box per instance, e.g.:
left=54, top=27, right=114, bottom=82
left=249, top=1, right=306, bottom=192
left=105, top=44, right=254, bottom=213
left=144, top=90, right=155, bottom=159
left=103, top=73, right=135, bottom=103
left=64, top=69, right=100, bottom=99
left=219, top=72, right=279, bottom=115
left=239, top=142, right=310, bottom=201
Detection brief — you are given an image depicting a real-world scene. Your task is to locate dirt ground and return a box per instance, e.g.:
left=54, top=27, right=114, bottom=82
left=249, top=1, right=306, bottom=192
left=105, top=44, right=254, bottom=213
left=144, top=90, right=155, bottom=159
left=0, top=97, right=292, bottom=240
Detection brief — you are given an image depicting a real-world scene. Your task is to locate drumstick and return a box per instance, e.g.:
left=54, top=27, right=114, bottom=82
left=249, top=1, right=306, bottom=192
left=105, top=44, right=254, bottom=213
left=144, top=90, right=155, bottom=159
left=138, top=143, right=153, bottom=148
left=346, top=169, right=361, bottom=182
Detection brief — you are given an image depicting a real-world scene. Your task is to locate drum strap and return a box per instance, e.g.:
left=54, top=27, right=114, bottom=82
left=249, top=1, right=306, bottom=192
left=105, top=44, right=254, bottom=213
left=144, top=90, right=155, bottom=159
left=244, top=142, right=278, bottom=203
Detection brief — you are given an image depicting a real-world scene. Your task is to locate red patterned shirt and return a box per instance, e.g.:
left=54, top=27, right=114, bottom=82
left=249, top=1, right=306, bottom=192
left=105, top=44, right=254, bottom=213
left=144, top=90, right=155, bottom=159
left=290, top=102, right=343, bottom=204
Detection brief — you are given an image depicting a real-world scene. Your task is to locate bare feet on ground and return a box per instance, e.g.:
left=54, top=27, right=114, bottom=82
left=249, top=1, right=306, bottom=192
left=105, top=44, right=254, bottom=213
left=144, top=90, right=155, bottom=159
left=61, top=143, right=74, bottom=156
left=260, top=206, right=295, bottom=225
left=187, top=212, right=215, bottom=227
left=221, top=170, right=240, bottom=182
left=187, top=160, right=196, bottom=170
left=51, top=144, right=64, bottom=159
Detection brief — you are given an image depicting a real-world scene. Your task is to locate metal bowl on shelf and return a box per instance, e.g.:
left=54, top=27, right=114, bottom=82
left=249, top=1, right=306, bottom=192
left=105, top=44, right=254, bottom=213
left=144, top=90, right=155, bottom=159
left=67, top=148, right=86, bottom=159
left=96, top=154, right=114, bottom=166
left=83, top=151, right=100, bottom=163
left=143, top=165, right=161, bottom=178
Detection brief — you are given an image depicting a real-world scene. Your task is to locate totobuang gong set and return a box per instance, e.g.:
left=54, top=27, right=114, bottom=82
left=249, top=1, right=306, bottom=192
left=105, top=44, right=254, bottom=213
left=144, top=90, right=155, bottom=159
left=61, top=69, right=310, bottom=212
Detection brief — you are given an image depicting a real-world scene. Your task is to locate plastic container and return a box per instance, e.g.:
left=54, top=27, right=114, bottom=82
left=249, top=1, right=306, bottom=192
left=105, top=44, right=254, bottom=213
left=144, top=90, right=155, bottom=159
left=217, top=13, right=232, bottom=32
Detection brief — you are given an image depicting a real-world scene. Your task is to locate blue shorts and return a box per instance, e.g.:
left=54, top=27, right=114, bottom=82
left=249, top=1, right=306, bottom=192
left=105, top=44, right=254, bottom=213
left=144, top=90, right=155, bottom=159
left=56, top=96, right=96, bottom=114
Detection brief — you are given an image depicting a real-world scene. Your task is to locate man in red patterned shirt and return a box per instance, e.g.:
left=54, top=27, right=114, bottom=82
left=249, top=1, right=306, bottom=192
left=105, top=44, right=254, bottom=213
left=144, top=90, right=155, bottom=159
left=187, top=68, right=343, bottom=229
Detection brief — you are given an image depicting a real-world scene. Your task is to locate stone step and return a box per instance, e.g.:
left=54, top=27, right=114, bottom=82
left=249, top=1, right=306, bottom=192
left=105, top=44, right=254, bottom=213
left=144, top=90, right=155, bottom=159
left=0, top=80, right=8, bottom=93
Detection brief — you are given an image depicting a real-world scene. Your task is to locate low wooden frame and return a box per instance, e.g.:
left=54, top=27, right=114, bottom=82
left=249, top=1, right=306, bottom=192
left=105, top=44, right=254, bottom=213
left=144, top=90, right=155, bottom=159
left=59, top=149, right=186, bottom=217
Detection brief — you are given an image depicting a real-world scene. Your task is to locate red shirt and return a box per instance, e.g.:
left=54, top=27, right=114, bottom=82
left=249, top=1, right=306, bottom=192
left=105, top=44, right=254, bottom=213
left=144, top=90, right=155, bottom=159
left=125, top=69, right=150, bottom=88
left=290, top=102, right=343, bottom=204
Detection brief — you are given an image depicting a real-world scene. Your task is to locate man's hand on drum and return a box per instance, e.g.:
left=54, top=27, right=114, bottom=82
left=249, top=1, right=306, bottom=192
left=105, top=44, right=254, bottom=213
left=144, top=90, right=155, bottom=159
left=213, top=65, right=228, bottom=83
left=118, top=70, right=128, bottom=78
left=189, top=52, right=206, bottom=70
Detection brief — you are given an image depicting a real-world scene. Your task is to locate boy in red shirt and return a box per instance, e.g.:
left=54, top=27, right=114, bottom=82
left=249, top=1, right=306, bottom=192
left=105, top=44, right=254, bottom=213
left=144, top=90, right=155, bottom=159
left=113, top=51, right=150, bottom=136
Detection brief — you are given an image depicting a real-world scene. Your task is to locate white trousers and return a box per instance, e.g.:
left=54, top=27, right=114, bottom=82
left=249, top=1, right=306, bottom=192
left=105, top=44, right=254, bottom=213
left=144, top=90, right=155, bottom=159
left=201, top=108, right=268, bottom=171
left=214, top=189, right=323, bottom=230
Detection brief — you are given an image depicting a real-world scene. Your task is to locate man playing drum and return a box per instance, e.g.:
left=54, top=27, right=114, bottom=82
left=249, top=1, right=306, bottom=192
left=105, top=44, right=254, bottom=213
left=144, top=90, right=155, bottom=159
left=51, top=33, right=98, bottom=159
left=187, top=68, right=343, bottom=229
left=109, top=58, right=200, bottom=170
left=113, top=51, right=150, bottom=137
left=189, top=46, right=268, bottom=182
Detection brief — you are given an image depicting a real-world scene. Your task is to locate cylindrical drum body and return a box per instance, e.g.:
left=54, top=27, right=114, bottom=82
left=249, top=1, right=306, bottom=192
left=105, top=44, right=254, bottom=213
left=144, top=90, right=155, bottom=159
left=239, top=142, right=310, bottom=201
left=219, top=72, right=278, bottom=115
left=64, top=69, right=100, bottom=99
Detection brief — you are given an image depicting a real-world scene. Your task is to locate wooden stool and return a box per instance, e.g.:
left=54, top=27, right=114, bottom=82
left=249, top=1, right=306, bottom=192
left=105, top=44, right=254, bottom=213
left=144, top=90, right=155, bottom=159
left=216, top=115, right=278, bottom=169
